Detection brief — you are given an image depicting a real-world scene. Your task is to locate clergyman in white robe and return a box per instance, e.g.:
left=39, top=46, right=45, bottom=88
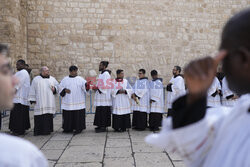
left=93, top=69, right=112, bottom=131
left=111, top=77, right=133, bottom=132
left=59, top=67, right=88, bottom=134
left=9, top=65, right=31, bottom=135
left=222, top=77, right=238, bottom=107
left=149, top=78, right=165, bottom=131
left=28, top=72, right=59, bottom=136
left=131, top=76, right=150, bottom=130
left=166, top=75, right=186, bottom=116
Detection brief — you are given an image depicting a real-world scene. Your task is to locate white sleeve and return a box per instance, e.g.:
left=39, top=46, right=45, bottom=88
left=53, top=77, right=59, bottom=94
left=171, top=77, right=185, bottom=96
left=135, top=80, right=149, bottom=98
left=207, top=78, right=217, bottom=96
left=15, top=71, right=26, bottom=90
left=145, top=107, right=231, bottom=167
left=125, top=80, right=133, bottom=99
left=222, top=78, right=233, bottom=98
left=150, top=81, right=163, bottom=102
left=97, top=72, right=111, bottom=94
left=59, top=78, right=66, bottom=93
left=28, top=78, right=36, bottom=102
left=81, top=78, right=87, bottom=93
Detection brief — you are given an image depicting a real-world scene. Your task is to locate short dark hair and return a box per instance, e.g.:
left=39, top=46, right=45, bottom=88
left=151, top=70, right=158, bottom=76
left=0, top=44, right=8, bottom=54
left=17, top=59, right=26, bottom=65
left=116, top=69, right=123, bottom=75
left=139, top=69, right=146, bottom=74
left=101, top=61, right=109, bottom=68
left=220, top=8, right=250, bottom=52
left=69, top=65, right=78, bottom=72
left=175, top=66, right=181, bottom=73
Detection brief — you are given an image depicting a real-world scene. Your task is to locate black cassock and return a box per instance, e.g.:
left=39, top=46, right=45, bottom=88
left=9, top=103, right=30, bottom=135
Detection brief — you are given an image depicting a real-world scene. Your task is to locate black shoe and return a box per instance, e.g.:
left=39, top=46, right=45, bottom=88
left=95, top=127, right=101, bottom=130
left=95, top=127, right=107, bottom=133
left=63, top=130, right=73, bottom=133
left=73, top=130, right=82, bottom=135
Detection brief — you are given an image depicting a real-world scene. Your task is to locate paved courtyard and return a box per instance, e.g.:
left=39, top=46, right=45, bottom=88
left=1, top=112, right=185, bottom=167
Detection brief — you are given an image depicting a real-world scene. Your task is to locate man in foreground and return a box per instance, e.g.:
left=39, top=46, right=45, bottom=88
left=0, top=44, right=48, bottom=166
left=146, top=8, right=250, bottom=167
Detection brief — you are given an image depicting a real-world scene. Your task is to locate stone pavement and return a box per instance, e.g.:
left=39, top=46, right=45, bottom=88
left=1, top=113, right=185, bottom=167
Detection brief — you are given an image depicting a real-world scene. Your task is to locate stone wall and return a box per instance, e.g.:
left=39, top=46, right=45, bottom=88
left=1, top=0, right=249, bottom=82
left=0, top=0, right=27, bottom=66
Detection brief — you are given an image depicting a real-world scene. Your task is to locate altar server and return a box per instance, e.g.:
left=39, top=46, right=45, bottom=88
left=59, top=65, right=89, bottom=134
left=166, top=66, right=185, bottom=116
left=111, top=69, right=132, bottom=132
left=9, top=59, right=30, bottom=135
left=131, top=69, right=150, bottom=131
left=149, top=70, right=164, bottom=131
left=28, top=66, right=59, bottom=136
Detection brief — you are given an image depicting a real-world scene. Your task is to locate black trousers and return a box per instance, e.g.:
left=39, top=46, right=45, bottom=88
left=9, top=103, right=30, bottom=135
left=149, top=112, right=163, bottom=129
left=34, top=113, right=53, bottom=136
left=112, top=114, right=131, bottom=130
left=132, top=111, right=147, bottom=130
left=94, top=106, right=111, bottom=127
left=62, top=109, right=86, bottom=133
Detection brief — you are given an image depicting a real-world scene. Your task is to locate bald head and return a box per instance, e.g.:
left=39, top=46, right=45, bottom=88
left=40, top=66, right=50, bottom=77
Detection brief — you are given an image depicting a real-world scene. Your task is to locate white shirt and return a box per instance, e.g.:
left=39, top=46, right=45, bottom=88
left=59, top=76, right=87, bottom=110
left=166, top=76, right=186, bottom=109
left=131, top=78, right=150, bottom=113
left=0, top=133, right=48, bottom=167
left=222, top=77, right=238, bottom=107
left=28, top=75, right=59, bottom=115
left=111, top=79, right=133, bottom=115
left=150, top=79, right=165, bottom=113
left=94, top=71, right=112, bottom=106
left=146, top=94, right=250, bottom=167
left=13, top=69, right=30, bottom=106
left=207, top=77, right=221, bottom=107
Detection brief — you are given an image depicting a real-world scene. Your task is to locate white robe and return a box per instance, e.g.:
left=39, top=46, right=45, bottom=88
left=59, top=76, right=87, bottom=110
left=146, top=94, right=250, bottom=167
left=131, top=78, right=150, bottom=113
left=207, top=77, right=221, bottom=107
left=166, top=76, right=186, bottom=109
left=150, top=79, right=165, bottom=113
left=94, top=71, right=112, bottom=106
left=111, top=79, right=133, bottom=115
left=13, top=69, right=30, bottom=106
left=222, top=77, right=238, bottom=107
left=28, top=76, right=59, bottom=115
left=0, top=133, right=48, bottom=167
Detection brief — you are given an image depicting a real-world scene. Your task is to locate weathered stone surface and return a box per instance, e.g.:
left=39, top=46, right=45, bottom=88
left=55, top=162, right=102, bottom=167
left=42, top=140, right=69, bottom=150
left=106, top=138, right=131, bottom=148
left=134, top=153, right=173, bottom=167
left=1, top=0, right=248, bottom=82
left=58, top=145, right=103, bottom=163
left=42, top=149, right=64, bottom=160
left=105, top=147, right=132, bottom=158
left=104, top=157, right=135, bottom=167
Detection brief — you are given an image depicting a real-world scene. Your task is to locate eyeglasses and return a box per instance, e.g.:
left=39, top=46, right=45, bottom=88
left=138, top=73, right=143, bottom=75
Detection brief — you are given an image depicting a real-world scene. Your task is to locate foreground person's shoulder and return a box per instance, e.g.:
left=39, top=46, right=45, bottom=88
left=0, top=133, right=48, bottom=167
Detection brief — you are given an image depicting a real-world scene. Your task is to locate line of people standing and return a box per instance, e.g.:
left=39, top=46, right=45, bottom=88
left=8, top=60, right=238, bottom=136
